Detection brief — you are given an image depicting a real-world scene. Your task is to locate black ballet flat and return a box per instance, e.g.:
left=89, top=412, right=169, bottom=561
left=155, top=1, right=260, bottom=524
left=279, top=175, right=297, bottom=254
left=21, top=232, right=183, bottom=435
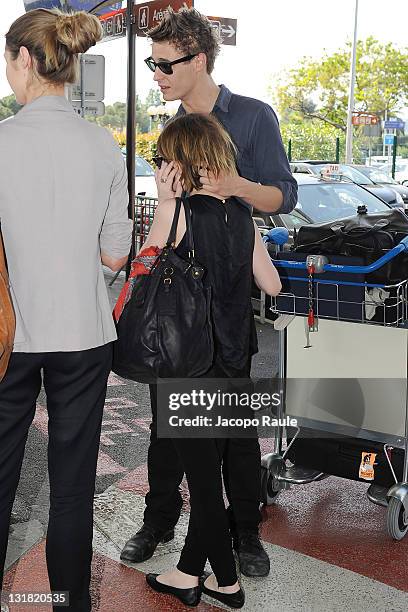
left=145, top=573, right=201, bottom=607
left=200, top=573, right=245, bottom=609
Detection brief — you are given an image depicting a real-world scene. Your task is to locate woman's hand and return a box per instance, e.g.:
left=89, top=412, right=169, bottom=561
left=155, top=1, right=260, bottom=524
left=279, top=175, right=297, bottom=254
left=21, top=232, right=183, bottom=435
left=155, top=161, right=182, bottom=202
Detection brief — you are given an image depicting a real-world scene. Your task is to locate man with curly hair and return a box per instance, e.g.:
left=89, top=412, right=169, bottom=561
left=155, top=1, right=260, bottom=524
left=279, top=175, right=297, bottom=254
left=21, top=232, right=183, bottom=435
left=121, top=7, right=296, bottom=579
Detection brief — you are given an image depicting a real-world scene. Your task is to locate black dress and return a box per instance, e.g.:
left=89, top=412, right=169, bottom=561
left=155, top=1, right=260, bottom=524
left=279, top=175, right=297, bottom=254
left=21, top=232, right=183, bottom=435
left=170, top=194, right=261, bottom=586
left=176, top=194, right=258, bottom=376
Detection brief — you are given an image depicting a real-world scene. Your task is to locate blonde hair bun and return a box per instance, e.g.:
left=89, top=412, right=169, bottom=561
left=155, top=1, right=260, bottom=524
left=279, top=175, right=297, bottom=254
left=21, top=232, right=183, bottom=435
left=55, top=11, right=103, bottom=54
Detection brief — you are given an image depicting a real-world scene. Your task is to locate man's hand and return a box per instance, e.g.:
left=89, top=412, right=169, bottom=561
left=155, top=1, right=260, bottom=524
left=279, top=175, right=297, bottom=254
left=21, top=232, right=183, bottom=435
left=198, top=169, right=242, bottom=199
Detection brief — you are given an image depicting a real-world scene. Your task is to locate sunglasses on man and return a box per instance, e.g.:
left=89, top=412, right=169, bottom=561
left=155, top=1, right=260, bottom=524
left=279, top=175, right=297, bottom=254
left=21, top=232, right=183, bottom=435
left=144, top=54, right=198, bottom=75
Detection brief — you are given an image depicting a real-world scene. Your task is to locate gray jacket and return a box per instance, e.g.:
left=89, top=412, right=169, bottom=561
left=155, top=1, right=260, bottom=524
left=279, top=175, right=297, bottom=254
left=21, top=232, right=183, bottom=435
left=0, top=95, right=132, bottom=352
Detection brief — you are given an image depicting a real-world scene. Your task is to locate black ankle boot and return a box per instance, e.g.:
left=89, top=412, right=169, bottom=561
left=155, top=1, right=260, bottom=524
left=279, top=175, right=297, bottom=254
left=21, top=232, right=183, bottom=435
left=234, top=530, right=270, bottom=577
left=120, top=524, right=174, bottom=563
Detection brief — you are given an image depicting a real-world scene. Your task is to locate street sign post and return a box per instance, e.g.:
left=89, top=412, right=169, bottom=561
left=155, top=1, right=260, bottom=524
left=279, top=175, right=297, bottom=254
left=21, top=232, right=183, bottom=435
left=69, top=55, right=105, bottom=102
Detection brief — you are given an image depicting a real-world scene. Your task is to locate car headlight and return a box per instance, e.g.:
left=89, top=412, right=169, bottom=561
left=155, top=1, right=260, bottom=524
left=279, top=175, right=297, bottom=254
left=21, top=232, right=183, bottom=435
left=393, top=190, right=404, bottom=205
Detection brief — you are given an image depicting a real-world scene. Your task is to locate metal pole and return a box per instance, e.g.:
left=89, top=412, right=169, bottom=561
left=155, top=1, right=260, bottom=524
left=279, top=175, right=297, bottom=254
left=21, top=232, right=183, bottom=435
left=392, top=135, right=397, bottom=179
left=126, top=0, right=136, bottom=279
left=345, top=0, right=359, bottom=164
left=80, top=54, right=85, bottom=118
left=288, top=139, right=292, bottom=162
left=383, top=108, right=388, bottom=156
left=335, top=137, right=340, bottom=163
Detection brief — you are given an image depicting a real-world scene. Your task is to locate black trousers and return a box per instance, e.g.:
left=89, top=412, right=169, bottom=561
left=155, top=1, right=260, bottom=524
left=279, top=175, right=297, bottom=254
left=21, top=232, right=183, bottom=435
left=174, top=436, right=237, bottom=586
left=0, top=344, right=112, bottom=612
left=144, top=363, right=262, bottom=534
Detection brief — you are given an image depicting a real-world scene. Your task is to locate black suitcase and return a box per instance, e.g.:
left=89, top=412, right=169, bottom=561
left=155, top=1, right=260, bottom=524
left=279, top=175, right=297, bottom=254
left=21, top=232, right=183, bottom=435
left=286, top=428, right=404, bottom=488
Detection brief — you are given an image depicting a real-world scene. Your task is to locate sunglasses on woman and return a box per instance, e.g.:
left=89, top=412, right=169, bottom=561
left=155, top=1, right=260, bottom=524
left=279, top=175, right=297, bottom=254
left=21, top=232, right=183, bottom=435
left=144, top=54, right=198, bottom=75
left=152, top=155, right=166, bottom=169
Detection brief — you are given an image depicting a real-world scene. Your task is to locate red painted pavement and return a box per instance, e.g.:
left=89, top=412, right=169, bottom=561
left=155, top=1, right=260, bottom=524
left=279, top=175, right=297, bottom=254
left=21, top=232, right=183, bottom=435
left=259, top=476, right=408, bottom=592
left=4, top=540, right=222, bottom=612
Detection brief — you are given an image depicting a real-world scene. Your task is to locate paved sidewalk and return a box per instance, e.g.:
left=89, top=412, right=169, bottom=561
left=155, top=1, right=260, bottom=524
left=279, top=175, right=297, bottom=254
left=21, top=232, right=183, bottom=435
left=3, top=270, right=408, bottom=611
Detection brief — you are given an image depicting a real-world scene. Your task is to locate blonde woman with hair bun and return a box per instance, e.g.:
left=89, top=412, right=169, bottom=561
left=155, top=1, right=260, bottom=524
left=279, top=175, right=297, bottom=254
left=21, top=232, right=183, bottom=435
left=0, top=9, right=132, bottom=611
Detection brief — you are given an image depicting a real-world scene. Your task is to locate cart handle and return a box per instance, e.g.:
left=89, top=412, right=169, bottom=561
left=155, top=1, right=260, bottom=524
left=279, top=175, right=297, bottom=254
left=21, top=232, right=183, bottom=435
left=269, top=234, right=408, bottom=275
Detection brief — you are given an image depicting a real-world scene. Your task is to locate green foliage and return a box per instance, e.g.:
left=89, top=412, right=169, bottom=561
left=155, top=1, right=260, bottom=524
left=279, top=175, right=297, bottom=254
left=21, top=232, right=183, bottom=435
left=89, top=89, right=160, bottom=133
left=0, top=94, right=21, bottom=121
left=281, top=121, right=364, bottom=163
left=273, top=37, right=408, bottom=131
left=97, top=101, right=127, bottom=130
left=136, top=131, right=159, bottom=164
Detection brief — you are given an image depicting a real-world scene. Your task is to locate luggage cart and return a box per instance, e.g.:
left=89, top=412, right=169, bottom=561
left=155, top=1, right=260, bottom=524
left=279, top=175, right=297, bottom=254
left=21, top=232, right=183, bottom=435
left=260, top=228, right=408, bottom=540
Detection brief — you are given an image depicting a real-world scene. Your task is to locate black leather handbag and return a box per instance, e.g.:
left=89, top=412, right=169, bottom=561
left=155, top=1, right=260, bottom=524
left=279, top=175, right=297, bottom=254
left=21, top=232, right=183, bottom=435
left=112, top=194, right=214, bottom=383
left=294, top=207, right=408, bottom=284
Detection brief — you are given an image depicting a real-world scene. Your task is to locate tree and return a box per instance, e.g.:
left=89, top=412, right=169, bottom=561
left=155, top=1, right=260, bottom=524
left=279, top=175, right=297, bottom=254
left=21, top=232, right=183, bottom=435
left=280, top=122, right=363, bottom=163
left=90, top=89, right=161, bottom=133
left=272, top=37, right=408, bottom=131
left=0, top=94, right=21, bottom=121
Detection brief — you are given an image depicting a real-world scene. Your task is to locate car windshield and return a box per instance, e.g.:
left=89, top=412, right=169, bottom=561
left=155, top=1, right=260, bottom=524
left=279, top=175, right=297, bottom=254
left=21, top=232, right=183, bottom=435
left=313, top=164, right=373, bottom=185
left=297, top=182, right=390, bottom=223
left=359, top=167, right=397, bottom=184
left=136, top=157, right=155, bottom=177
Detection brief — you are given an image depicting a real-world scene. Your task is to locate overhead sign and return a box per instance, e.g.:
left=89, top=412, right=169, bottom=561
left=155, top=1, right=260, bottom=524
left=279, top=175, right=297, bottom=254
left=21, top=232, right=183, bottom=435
left=384, top=119, right=405, bottom=130
left=99, top=2, right=236, bottom=45
left=68, top=54, right=105, bottom=102
left=135, top=0, right=193, bottom=36
left=207, top=16, right=237, bottom=46
left=71, top=101, right=105, bottom=117
left=352, top=112, right=379, bottom=126
left=24, top=0, right=122, bottom=14
left=99, top=8, right=127, bottom=40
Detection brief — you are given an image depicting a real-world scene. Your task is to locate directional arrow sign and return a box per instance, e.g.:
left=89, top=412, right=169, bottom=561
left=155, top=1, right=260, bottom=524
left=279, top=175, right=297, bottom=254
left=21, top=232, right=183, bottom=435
left=207, top=16, right=237, bottom=46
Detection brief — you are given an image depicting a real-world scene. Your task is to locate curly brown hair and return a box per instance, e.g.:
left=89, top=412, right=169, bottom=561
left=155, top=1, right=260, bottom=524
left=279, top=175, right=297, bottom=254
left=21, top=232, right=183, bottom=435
left=157, top=114, right=237, bottom=193
left=147, top=7, right=221, bottom=74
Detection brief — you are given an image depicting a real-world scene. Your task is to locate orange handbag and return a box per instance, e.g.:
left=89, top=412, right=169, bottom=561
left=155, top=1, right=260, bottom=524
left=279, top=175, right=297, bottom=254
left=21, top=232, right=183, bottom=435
left=0, top=233, right=15, bottom=381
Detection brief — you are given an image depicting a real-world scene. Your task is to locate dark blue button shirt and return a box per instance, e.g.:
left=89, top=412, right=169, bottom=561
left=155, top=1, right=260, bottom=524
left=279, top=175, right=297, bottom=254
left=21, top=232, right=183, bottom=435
left=176, top=84, right=298, bottom=214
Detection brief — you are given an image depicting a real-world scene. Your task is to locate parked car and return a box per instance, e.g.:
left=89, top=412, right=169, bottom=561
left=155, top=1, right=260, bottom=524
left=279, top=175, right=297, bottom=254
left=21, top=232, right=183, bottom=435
left=135, top=155, right=157, bottom=198
left=379, top=159, right=408, bottom=186
left=290, top=161, right=405, bottom=210
left=350, top=165, right=408, bottom=208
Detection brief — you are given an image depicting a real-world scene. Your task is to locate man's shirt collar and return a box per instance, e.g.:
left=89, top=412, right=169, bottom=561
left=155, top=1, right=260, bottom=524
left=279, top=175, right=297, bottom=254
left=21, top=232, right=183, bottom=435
left=177, top=84, right=232, bottom=116
left=214, top=84, right=232, bottom=113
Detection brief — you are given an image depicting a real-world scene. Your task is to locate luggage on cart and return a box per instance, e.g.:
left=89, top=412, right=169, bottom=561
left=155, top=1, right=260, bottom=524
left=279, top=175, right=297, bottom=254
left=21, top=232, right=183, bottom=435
left=285, top=429, right=404, bottom=488
left=261, top=227, right=408, bottom=540
left=293, top=207, right=408, bottom=285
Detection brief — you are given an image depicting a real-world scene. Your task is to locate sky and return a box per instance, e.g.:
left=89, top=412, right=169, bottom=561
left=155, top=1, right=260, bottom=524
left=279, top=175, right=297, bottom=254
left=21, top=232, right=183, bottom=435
left=0, top=0, right=407, bottom=116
